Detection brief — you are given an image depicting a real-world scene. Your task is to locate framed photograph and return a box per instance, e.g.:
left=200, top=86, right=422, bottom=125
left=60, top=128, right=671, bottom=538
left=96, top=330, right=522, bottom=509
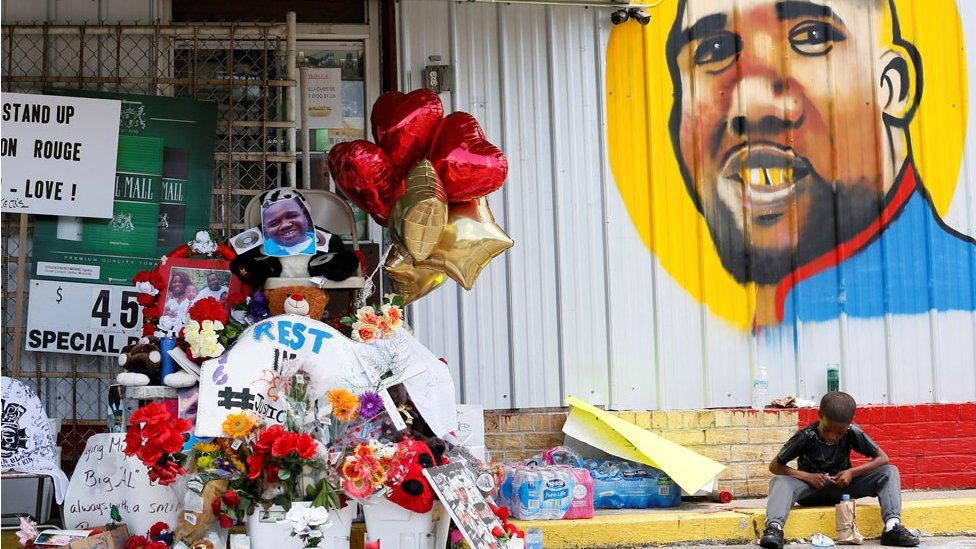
left=157, top=257, right=241, bottom=332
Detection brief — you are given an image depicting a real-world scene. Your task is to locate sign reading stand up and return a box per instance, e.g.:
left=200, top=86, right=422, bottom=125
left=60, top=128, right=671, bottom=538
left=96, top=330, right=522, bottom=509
left=1, top=92, right=121, bottom=218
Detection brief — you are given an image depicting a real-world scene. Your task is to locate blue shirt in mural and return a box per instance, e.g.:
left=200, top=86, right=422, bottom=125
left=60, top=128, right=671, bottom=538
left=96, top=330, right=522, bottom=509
left=779, top=165, right=976, bottom=323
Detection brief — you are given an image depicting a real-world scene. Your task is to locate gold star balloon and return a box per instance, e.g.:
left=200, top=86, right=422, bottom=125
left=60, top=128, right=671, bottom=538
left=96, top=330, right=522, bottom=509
left=388, top=160, right=449, bottom=262
left=418, top=197, right=514, bottom=290
left=384, top=245, right=448, bottom=305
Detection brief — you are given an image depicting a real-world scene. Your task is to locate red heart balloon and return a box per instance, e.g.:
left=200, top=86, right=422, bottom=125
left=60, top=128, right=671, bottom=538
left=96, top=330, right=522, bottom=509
left=328, top=140, right=404, bottom=225
left=428, top=112, right=508, bottom=202
left=371, top=89, right=444, bottom=173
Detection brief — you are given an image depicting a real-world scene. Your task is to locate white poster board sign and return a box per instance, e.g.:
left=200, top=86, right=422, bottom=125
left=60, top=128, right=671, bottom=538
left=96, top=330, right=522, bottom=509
left=2, top=377, right=69, bottom=502
left=196, top=314, right=458, bottom=438
left=63, top=433, right=181, bottom=535
left=299, top=68, right=342, bottom=129
left=26, top=280, right=142, bottom=356
left=1, top=92, right=121, bottom=217
left=452, top=405, right=486, bottom=462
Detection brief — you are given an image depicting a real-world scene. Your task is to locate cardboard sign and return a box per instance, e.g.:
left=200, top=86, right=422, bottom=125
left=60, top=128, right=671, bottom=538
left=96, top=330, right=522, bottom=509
left=25, top=280, right=142, bottom=356
left=67, top=525, right=130, bottom=549
left=423, top=462, right=505, bottom=549
left=1, top=92, right=121, bottom=217
left=299, top=68, right=342, bottom=129
left=63, top=433, right=181, bottom=536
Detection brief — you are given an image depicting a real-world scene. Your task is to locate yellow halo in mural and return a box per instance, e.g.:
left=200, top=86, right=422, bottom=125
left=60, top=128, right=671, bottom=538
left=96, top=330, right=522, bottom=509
left=606, top=0, right=966, bottom=330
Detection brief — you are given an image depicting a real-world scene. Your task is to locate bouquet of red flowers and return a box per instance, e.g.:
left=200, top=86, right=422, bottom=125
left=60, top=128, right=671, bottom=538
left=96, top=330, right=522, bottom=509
left=124, top=402, right=192, bottom=485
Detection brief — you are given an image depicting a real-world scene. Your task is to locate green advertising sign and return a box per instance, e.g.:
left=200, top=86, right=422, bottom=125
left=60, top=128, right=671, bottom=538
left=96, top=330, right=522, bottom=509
left=33, top=90, right=217, bottom=285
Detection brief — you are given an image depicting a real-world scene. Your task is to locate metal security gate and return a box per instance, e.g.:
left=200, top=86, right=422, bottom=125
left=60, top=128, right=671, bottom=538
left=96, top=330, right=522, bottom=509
left=1, top=18, right=296, bottom=467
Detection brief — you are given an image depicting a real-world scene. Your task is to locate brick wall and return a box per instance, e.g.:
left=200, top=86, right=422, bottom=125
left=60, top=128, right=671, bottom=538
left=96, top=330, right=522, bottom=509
left=798, top=403, right=976, bottom=490
left=485, top=408, right=800, bottom=497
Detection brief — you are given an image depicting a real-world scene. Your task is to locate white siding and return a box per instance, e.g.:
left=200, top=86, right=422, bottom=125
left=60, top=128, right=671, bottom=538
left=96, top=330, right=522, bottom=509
left=398, top=0, right=976, bottom=411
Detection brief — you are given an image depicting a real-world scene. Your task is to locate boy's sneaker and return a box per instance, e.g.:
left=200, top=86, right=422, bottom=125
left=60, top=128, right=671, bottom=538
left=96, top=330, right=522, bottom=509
left=880, top=524, right=920, bottom=547
left=759, top=525, right=784, bottom=549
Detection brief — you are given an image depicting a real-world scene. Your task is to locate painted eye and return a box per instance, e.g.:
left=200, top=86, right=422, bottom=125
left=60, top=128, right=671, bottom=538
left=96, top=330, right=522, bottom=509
left=693, top=31, right=742, bottom=70
left=789, top=20, right=846, bottom=56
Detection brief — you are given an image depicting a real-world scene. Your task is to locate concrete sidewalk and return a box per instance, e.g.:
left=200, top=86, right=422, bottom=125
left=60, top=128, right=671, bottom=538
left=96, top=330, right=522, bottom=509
left=512, top=490, right=976, bottom=549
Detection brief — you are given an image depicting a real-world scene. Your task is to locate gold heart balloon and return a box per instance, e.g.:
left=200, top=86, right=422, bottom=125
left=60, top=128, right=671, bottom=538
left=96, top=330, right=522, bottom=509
left=388, top=160, right=449, bottom=262
left=418, top=198, right=514, bottom=290
left=384, top=245, right=448, bottom=305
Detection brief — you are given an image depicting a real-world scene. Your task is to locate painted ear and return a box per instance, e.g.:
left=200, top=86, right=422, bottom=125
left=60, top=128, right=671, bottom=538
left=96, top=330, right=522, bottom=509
left=879, top=47, right=920, bottom=126
left=149, top=351, right=162, bottom=364
left=402, top=479, right=425, bottom=496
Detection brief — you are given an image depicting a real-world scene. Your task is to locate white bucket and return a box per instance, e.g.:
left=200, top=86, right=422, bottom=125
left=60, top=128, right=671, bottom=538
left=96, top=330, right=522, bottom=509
left=362, top=498, right=450, bottom=549
left=246, top=502, right=357, bottom=549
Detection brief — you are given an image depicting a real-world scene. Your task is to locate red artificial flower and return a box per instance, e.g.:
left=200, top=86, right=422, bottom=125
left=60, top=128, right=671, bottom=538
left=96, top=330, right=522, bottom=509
left=266, top=463, right=281, bottom=484
left=211, top=497, right=223, bottom=516
left=271, top=433, right=299, bottom=458
left=493, top=506, right=509, bottom=522
left=217, top=514, right=233, bottom=529
left=217, top=243, right=237, bottom=260
left=295, top=434, right=318, bottom=460
left=254, top=425, right=286, bottom=455
left=125, top=535, right=150, bottom=549
left=187, top=297, right=227, bottom=324
left=225, top=291, right=247, bottom=308
left=146, top=543, right=168, bottom=549
left=130, top=402, right=170, bottom=425
left=88, top=529, right=103, bottom=537
left=136, top=293, right=156, bottom=306
left=222, top=490, right=241, bottom=508
left=148, top=520, right=170, bottom=539
left=505, top=523, right=522, bottom=537
left=246, top=453, right=266, bottom=481
left=142, top=303, right=162, bottom=320
left=491, top=526, right=505, bottom=539
left=142, top=322, right=157, bottom=337
left=133, top=269, right=164, bottom=290
left=147, top=460, right=185, bottom=486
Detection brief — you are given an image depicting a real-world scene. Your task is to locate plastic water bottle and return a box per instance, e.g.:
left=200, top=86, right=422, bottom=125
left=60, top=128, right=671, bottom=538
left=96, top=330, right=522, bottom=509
left=751, top=365, right=769, bottom=410
left=842, top=494, right=850, bottom=502
left=526, top=528, right=544, bottom=549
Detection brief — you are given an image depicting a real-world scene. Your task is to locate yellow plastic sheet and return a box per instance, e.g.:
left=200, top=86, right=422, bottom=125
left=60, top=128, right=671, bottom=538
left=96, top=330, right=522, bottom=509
left=563, top=397, right=727, bottom=495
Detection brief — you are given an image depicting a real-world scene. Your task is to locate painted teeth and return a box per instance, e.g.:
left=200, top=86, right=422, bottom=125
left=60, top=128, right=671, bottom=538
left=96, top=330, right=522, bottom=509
left=741, top=167, right=793, bottom=186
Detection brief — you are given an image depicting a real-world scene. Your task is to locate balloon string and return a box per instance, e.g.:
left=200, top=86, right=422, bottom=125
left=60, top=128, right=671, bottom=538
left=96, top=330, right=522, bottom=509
left=354, top=245, right=392, bottom=309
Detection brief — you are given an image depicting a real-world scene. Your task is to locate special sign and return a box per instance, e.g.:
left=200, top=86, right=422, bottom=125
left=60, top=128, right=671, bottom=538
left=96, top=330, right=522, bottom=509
left=1, top=92, right=121, bottom=217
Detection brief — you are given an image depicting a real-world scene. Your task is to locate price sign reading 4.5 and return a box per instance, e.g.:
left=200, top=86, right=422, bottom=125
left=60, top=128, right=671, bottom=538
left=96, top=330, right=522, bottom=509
left=90, top=288, right=140, bottom=330
left=26, top=280, right=142, bottom=356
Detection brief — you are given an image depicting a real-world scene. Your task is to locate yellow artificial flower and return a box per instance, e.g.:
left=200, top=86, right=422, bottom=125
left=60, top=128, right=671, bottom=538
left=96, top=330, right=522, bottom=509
left=222, top=412, right=258, bottom=439
left=328, top=388, right=360, bottom=422
left=196, top=455, right=214, bottom=470
left=193, top=442, right=219, bottom=454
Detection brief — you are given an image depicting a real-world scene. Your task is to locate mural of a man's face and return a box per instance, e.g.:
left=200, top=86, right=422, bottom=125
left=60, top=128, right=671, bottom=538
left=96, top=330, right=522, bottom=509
left=667, top=0, right=917, bottom=284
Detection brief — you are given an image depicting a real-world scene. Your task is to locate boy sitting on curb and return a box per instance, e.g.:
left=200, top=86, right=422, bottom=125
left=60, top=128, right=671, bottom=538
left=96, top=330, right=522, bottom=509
left=759, top=392, right=919, bottom=549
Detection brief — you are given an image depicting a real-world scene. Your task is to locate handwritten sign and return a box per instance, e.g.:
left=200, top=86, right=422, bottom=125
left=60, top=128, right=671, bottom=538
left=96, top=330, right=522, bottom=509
left=453, top=405, right=486, bottom=462
left=26, top=280, right=142, bottom=356
left=63, top=433, right=181, bottom=535
left=1, top=92, right=121, bottom=217
left=423, top=462, right=505, bottom=549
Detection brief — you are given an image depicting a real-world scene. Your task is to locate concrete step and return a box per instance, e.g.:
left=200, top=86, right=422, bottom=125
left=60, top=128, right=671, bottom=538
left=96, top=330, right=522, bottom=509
left=512, top=490, right=976, bottom=548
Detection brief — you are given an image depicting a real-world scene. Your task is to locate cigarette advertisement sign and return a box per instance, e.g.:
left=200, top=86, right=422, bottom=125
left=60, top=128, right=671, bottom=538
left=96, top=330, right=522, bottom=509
left=0, top=92, right=121, bottom=217
left=32, top=89, right=218, bottom=285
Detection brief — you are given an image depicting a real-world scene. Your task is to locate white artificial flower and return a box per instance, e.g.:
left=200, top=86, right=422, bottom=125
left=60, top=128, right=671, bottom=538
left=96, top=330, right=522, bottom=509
left=284, top=505, right=332, bottom=538
left=135, top=281, right=159, bottom=296
left=189, top=230, right=218, bottom=255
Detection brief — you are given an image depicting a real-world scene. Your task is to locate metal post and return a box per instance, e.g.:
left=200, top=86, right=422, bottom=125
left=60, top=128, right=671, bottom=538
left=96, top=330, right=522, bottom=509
left=299, top=63, right=312, bottom=190
left=286, top=11, right=297, bottom=188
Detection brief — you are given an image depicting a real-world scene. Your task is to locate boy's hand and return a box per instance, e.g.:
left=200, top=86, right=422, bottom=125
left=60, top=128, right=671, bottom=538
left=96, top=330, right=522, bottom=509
left=802, top=472, right=831, bottom=489
left=833, top=469, right=853, bottom=488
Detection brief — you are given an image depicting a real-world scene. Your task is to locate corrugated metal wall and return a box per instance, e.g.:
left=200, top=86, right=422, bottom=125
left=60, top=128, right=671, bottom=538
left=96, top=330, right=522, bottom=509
left=399, top=0, right=976, bottom=411
left=2, top=0, right=166, bottom=24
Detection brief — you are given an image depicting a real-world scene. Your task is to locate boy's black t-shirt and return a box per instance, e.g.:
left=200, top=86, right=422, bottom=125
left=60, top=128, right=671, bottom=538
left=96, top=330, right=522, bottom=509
left=776, top=422, right=880, bottom=475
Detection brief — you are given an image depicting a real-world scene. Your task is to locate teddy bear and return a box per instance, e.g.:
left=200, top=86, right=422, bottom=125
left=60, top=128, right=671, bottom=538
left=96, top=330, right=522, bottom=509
left=117, top=337, right=163, bottom=386
left=386, top=438, right=448, bottom=514
left=116, top=337, right=197, bottom=388
left=264, top=287, right=329, bottom=319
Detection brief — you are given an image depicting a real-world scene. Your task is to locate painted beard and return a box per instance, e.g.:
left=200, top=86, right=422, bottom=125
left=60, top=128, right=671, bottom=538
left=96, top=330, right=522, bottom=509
left=703, top=169, right=884, bottom=285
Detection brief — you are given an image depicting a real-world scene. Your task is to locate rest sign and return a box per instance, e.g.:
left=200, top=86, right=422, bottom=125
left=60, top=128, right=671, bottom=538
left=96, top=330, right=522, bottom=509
left=1, top=92, right=121, bottom=217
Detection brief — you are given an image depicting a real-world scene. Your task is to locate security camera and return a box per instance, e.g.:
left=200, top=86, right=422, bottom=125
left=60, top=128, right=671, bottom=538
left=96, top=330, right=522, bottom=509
left=611, top=8, right=629, bottom=25
left=628, top=8, right=651, bottom=25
